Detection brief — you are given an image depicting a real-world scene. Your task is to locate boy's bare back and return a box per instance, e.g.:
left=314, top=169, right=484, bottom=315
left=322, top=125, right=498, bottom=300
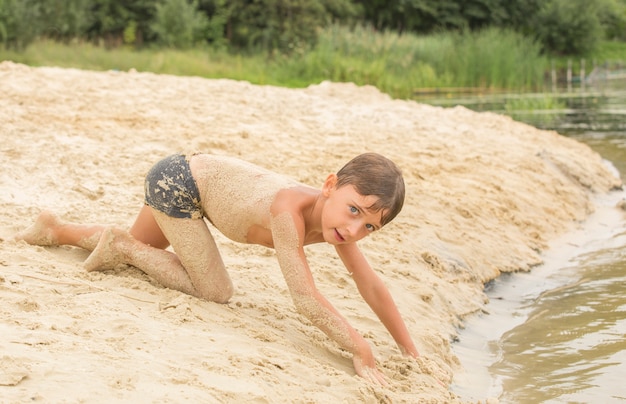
left=189, top=153, right=306, bottom=244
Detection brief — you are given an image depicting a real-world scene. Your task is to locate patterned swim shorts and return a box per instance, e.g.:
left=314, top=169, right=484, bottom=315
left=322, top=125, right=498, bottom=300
left=144, top=154, right=203, bottom=219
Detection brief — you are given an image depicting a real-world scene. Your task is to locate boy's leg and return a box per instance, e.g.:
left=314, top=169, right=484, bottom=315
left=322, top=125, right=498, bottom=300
left=15, top=211, right=104, bottom=251
left=129, top=205, right=169, bottom=249
left=150, top=209, right=233, bottom=303
left=17, top=206, right=169, bottom=251
left=85, top=209, right=233, bottom=303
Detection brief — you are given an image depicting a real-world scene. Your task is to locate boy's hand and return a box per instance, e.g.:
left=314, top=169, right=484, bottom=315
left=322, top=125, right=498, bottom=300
left=352, top=354, right=389, bottom=386
left=401, top=345, right=419, bottom=359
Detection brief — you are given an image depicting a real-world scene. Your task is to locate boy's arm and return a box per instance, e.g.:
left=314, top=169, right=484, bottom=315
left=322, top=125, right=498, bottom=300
left=335, top=242, right=419, bottom=358
left=270, top=211, right=387, bottom=385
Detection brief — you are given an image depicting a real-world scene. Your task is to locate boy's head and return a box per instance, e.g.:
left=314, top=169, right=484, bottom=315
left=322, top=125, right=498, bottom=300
left=335, top=153, right=405, bottom=226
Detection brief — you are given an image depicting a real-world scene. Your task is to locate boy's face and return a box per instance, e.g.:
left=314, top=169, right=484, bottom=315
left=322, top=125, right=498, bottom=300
left=321, top=176, right=384, bottom=245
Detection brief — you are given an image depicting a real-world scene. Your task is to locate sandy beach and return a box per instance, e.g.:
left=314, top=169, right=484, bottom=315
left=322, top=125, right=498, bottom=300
left=0, top=61, right=622, bottom=403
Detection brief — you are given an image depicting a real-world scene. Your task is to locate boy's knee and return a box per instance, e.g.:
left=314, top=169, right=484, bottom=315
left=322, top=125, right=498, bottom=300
left=200, top=278, right=233, bottom=304
left=213, top=283, right=234, bottom=304
left=219, top=275, right=234, bottom=302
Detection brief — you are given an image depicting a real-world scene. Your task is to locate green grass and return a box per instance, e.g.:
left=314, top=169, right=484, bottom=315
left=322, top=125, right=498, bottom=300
left=7, top=26, right=618, bottom=99
left=277, top=26, right=548, bottom=97
left=0, top=40, right=267, bottom=81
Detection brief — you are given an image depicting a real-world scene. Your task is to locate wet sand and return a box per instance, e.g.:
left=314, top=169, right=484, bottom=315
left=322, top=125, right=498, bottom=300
left=452, top=190, right=626, bottom=401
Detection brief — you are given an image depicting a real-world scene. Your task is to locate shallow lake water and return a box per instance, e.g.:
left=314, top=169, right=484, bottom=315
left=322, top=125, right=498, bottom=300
left=416, top=82, right=626, bottom=403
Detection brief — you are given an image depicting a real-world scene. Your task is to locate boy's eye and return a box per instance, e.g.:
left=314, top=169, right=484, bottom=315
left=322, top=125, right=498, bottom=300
left=365, top=224, right=375, bottom=231
left=349, top=206, right=358, bottom=214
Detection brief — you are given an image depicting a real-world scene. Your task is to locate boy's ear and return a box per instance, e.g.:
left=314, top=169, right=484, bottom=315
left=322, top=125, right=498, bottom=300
left=322, top=173, right=338, bottom=197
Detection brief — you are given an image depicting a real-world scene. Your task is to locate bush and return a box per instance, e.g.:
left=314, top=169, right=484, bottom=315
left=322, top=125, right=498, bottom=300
left=151, top=0, right=209, bottom=48
left=597, top=0, right=626, bottom=40
left=0, top=0, right=42, bottom=50
left=533, top=0, right=603, bottom=56
left=38, top=0, right=92, bottom=41
left=225, top=0, right=328, bottom=53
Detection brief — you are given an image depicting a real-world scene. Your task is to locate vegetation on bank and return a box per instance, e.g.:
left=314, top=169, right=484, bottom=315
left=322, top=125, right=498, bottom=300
left=0, top=26, right=555, bottom=98
left=1, top=1, right=625, bottom=97
left=2, top=0, right=625, bottom=55
left=3, top=26, right=625, bottom=99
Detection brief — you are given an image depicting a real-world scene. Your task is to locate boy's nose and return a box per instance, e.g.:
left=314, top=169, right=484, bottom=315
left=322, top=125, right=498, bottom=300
left=347, top=220, right=364, bottom=238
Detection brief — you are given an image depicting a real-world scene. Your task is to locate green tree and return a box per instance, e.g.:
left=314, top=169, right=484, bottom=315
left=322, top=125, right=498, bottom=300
left=317, top=0, right=361, bottom=24
left=87, top=0, right=156, bottom=46
left=0, top=0, right=42, bottom=50
left=0, top=0, right=7, bottom=43
left=596, top=0, right=626, bottom=40
left=196, top=0, right=229, bottom=47
left=459, top=0, right=508, bottom=29
left=224, top=0, right=327, bottom=52
left=151, top=0, right=209, bottom=48
left=501, top=0, right=541, bottom=33
left=353, top=0, right=442, bottom=33
left=38, top=0, right=92, bottom=41
left=532, top=0, right=603, bottom=55
left=352, top=0, right=512, bottom=33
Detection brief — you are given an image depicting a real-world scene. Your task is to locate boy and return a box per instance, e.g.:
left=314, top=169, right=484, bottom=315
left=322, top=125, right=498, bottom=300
left=16, top=152, right=418, bottom=385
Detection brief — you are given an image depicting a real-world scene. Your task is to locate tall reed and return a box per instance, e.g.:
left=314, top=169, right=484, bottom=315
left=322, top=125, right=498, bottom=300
left=1, top=26, right=550, bottom=98
left=274, top=25, right=549, bottom=98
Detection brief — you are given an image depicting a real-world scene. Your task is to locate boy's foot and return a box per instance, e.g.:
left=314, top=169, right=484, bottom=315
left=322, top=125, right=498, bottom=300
left=84, top=227, right=128, bottom=272
left=14, top=211, right=61, bottom=246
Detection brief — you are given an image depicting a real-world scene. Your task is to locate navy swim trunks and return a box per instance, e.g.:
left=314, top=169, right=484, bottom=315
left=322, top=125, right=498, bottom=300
left=144, top=154, right=203, bottom=219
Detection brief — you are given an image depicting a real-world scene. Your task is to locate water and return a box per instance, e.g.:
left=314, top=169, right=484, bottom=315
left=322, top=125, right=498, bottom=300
left=493, top=242, right=626, bottom=403
left=415, top=82, right=626, bottom=403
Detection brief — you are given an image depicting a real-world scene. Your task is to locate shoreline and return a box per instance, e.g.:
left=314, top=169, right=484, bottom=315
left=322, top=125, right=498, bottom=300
left=452, top=188, right=626, bottom=401
left=0, top=61, right=622, bottom=402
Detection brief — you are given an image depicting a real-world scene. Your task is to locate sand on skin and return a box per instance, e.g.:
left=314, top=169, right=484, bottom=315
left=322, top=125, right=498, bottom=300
left=0, top=61, right=622, bottom=403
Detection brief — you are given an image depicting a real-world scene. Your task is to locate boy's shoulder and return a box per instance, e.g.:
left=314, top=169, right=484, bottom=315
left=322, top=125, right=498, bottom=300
left=273, top=185, right=318, bottom=207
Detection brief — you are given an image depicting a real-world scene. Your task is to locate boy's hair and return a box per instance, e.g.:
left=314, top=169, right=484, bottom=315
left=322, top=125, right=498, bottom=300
left=336, top=153, right=405, bottom=226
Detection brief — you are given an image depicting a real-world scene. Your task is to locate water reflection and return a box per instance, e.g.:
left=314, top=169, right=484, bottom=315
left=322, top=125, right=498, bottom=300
left=568, top=132, right=626, bottom=183
left=419, top=82, right=626, bottom=402
left=413, top=79, right=626, bottom=135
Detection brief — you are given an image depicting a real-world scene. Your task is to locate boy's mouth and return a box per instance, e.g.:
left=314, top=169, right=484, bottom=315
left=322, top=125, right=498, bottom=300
left=334, top=229, right=345, bottom=242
